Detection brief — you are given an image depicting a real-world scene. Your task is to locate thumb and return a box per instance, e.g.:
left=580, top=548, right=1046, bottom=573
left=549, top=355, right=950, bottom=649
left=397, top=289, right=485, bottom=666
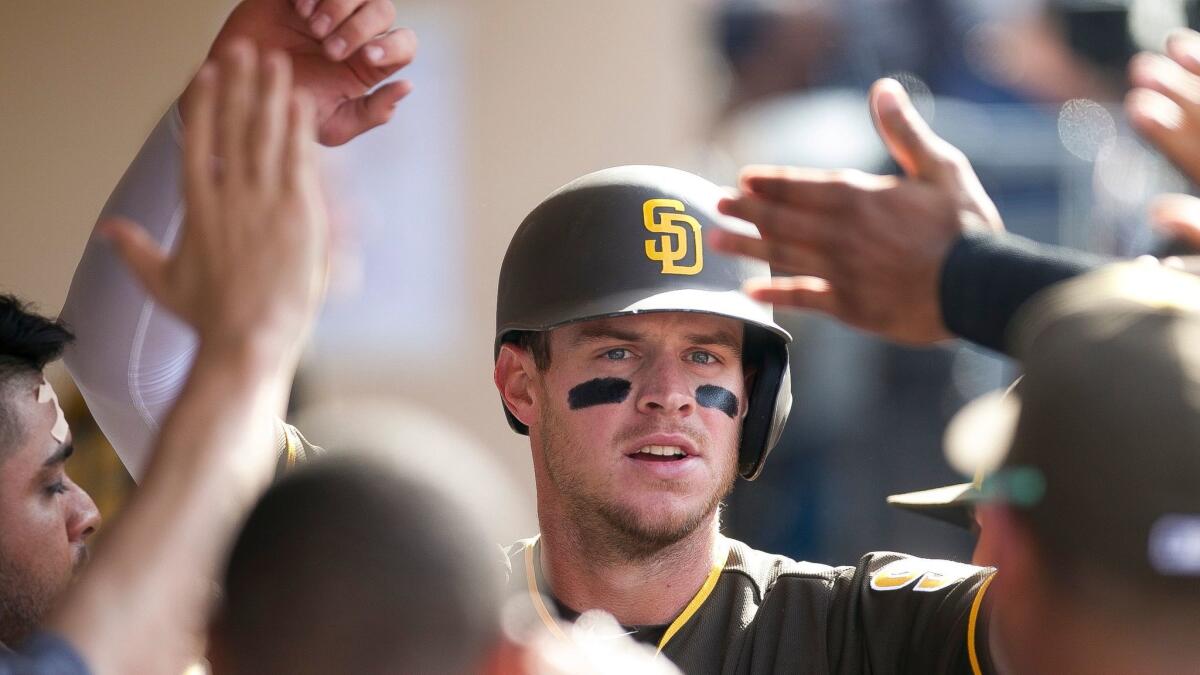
left=869, top=78, right=960, bottom=185
left=317, top=80, right=412, bottom=147
left=99, top=217, right=172, bottom=303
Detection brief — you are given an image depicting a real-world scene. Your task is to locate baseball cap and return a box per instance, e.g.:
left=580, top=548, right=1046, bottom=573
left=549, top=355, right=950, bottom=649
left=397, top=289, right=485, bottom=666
left=946, top=261, right=1200, bottom=586
left=885, top=477, right=982, bottom=531
left=886, top=379, right=1023, bottom=530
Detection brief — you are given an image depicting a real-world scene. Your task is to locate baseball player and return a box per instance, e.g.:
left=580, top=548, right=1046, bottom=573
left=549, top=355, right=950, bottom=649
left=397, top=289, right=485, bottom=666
left=492, top=165, right=997, bottom=674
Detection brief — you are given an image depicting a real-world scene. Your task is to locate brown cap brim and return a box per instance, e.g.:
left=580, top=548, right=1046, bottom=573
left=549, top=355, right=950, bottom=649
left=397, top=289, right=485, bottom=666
left=887, top=482, right=980, bottom=530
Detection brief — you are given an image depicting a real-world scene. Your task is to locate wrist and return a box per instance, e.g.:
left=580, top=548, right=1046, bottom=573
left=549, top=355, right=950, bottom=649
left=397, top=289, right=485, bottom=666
left=195, top=329, right=302, bottom=381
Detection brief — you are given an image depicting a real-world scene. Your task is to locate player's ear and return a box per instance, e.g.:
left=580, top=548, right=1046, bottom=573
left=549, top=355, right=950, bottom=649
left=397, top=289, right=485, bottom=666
left=978, top=503, right=1044, bottom=598
left=495, top=343, right=540, bottom=429
left=975, top=503, right=1049, bottom=653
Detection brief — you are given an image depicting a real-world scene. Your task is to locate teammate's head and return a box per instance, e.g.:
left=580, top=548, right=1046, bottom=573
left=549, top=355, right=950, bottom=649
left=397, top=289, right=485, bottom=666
left=952, top=264, right=1200, bottom=671
left=493, top=166, right=791, bottom=555
left=0, top=295, right=99, bottom=646
left=209, top=453, right=504, bottom=675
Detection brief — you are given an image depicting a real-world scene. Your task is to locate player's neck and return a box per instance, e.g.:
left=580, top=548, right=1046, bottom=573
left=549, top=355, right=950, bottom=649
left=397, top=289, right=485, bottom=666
left=537, top=512, right=722, bottom=627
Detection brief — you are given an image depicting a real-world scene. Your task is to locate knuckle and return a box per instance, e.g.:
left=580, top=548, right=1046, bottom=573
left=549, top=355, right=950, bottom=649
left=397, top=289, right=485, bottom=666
left=323, top=0, right=359, bottom=20
left=340, top=1, right=391, bottom=44
left=375, top=0, right=397, bottom=25
left=936, top=144, right=968, bottom=170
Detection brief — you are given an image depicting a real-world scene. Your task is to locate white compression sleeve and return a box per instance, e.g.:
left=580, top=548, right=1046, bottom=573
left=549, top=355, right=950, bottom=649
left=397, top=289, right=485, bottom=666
left=61, top=104, right=196, bottom=481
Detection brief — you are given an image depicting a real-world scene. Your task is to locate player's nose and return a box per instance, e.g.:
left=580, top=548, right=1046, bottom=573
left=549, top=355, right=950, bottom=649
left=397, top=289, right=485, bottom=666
left=635, top=355, right=695, bottom=417
left=66, top=478, right=101, bottom=544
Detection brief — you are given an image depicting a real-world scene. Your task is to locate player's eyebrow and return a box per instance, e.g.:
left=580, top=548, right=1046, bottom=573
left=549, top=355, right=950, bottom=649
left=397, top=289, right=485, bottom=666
left=42, top=442, right=75, bottom=468
left=685, top=330, right=742, bottom=354
left=570, top=324, right=644, bottom=346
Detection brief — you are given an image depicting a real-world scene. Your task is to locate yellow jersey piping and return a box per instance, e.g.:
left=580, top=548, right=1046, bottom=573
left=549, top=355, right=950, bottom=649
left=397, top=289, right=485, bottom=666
left=656, top=537, right=728, bottom=653
left=521, top=535, right=730, bottom=653
left=968, top=573, right=995, bottom=675
left=523, top=537, right=568, bottom=641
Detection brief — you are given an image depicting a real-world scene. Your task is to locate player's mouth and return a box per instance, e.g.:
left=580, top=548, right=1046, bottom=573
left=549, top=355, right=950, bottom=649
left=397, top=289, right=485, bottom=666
left=625, top=434, right=698, bottom=463
left=631, top=444, right=689, bottom=462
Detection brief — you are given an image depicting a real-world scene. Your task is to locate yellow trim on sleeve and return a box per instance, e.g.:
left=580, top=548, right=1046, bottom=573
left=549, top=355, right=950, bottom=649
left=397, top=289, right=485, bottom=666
left=656, top=538, right=729, bottom=653
left=524, top=537, right=568, bottom=641
left=968, top=573, right=995, bottom=675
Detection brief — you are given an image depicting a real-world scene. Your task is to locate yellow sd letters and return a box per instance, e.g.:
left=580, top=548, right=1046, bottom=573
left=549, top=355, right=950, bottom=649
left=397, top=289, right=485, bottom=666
left=643, top=198, right=703, bottom=275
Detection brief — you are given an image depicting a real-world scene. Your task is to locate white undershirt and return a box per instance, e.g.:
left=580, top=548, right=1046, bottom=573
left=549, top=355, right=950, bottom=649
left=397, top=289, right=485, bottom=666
left=61, top=104, right=195, bottom=481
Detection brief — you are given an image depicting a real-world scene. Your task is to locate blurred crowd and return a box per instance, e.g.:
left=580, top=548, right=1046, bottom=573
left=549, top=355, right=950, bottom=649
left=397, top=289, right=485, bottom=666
left=2, top=0, right=1200, bottom=673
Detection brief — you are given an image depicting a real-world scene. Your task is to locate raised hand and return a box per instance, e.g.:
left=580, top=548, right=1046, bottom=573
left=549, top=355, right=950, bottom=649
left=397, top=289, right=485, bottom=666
left=104, top=41, right=329, bottom=361
left=1128, top=29, right=1200, bottom=185
left=709, top=79, right=1003, bottom=345
left=182, top=0, right=417, bottom=146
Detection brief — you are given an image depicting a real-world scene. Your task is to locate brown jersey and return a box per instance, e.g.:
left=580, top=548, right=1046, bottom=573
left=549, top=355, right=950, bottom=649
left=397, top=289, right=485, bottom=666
left=505, top=536, right=996, bottom=675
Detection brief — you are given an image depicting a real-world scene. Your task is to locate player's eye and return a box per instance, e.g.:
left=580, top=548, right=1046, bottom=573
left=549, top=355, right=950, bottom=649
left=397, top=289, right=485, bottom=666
left=44, top=481, right=67, bottom=497
left=687, top=351, right=717, bottom=365
left=604, top=348, right=629, bottom=361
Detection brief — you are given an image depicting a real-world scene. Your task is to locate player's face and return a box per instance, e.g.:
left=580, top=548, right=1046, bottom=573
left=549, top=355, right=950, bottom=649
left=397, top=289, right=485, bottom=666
left=0, top=380, right=100, bottom=645
left=533, top=312, right=747, bottom=552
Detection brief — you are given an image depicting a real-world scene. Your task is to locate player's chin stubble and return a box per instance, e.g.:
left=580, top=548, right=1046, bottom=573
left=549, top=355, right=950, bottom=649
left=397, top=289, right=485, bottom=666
left=539, top=402, right=737, bottom=563
left=0, top=555, right=64, bottom=646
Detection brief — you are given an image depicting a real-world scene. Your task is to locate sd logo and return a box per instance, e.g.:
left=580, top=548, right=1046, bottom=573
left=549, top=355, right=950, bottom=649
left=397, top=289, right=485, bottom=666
left=643, top=199, right=703, bottom=275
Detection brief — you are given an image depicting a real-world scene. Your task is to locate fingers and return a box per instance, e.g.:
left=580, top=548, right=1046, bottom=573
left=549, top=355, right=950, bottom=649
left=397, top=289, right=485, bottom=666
left=869, top=78, right=964, bottom=187
left=217, top=41, right=257, bottom=183
left=99, top=218, right=171, bottom=304
left=183, top=63, right=218, bottom=210
left=737, top=165, right=896, bottom=210
left=1127, top=49, right=1200, bottom=183
left=309, top=0, right=395, bottom=61
left=717, top=192, right=837, bottom=249
left=294, top=0, right=318, bottom=19
left=1129, top=53, right=1200, bottom=120
left=706, top=228, right=831, bottom=278
left=346, top=26, right=418, bottom=82
left=1166, top=29, right=1200, bottom=75
left=1151, top=194, right=1200, bottom=250
left=250, top=51, right=293, bottom=186
left=318, top=79, right=413, bottom=146
left=1126, top=88, right=1200, bottom=182
left=285, top=91, right=320, bottom=190
left=743, top=276, right=838, bottom=316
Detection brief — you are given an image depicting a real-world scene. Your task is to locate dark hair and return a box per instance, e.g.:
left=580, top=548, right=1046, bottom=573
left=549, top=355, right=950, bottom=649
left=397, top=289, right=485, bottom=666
left=513, top=330, right=552, bottom=371
left=0, top=295, right=73, bottom=374
left=0, top=295, right=73, bottom=455
left=213, top=455, right=503, bottom=675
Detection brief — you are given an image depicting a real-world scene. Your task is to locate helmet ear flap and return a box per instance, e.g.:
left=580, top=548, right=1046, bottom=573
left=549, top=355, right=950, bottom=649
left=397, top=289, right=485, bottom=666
left=738, top=331, right=792, bottom=480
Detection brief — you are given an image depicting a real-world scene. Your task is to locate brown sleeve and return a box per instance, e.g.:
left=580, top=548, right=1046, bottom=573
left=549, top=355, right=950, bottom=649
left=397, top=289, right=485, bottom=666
left=827, top=552, right=997, bottom=675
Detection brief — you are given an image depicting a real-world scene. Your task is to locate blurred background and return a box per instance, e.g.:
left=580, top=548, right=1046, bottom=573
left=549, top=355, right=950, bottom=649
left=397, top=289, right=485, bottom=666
left=2, top=0, right=1196, bottom=563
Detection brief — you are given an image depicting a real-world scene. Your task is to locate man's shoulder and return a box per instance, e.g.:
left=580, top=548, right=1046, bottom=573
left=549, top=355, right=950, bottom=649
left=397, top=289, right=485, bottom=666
left=721, top=538, right=840, bottom=600
left=717, top=543, right=996, bottom=674
left=725, top=540, right=993, bottom=609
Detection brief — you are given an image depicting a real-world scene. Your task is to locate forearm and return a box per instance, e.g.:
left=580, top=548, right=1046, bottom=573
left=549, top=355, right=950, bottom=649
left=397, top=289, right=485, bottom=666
left=60, top=104, right=195, bottom=480
left=938, top=231, right=1111, bottom=355
left=48, top=338, right=295, bottom=675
